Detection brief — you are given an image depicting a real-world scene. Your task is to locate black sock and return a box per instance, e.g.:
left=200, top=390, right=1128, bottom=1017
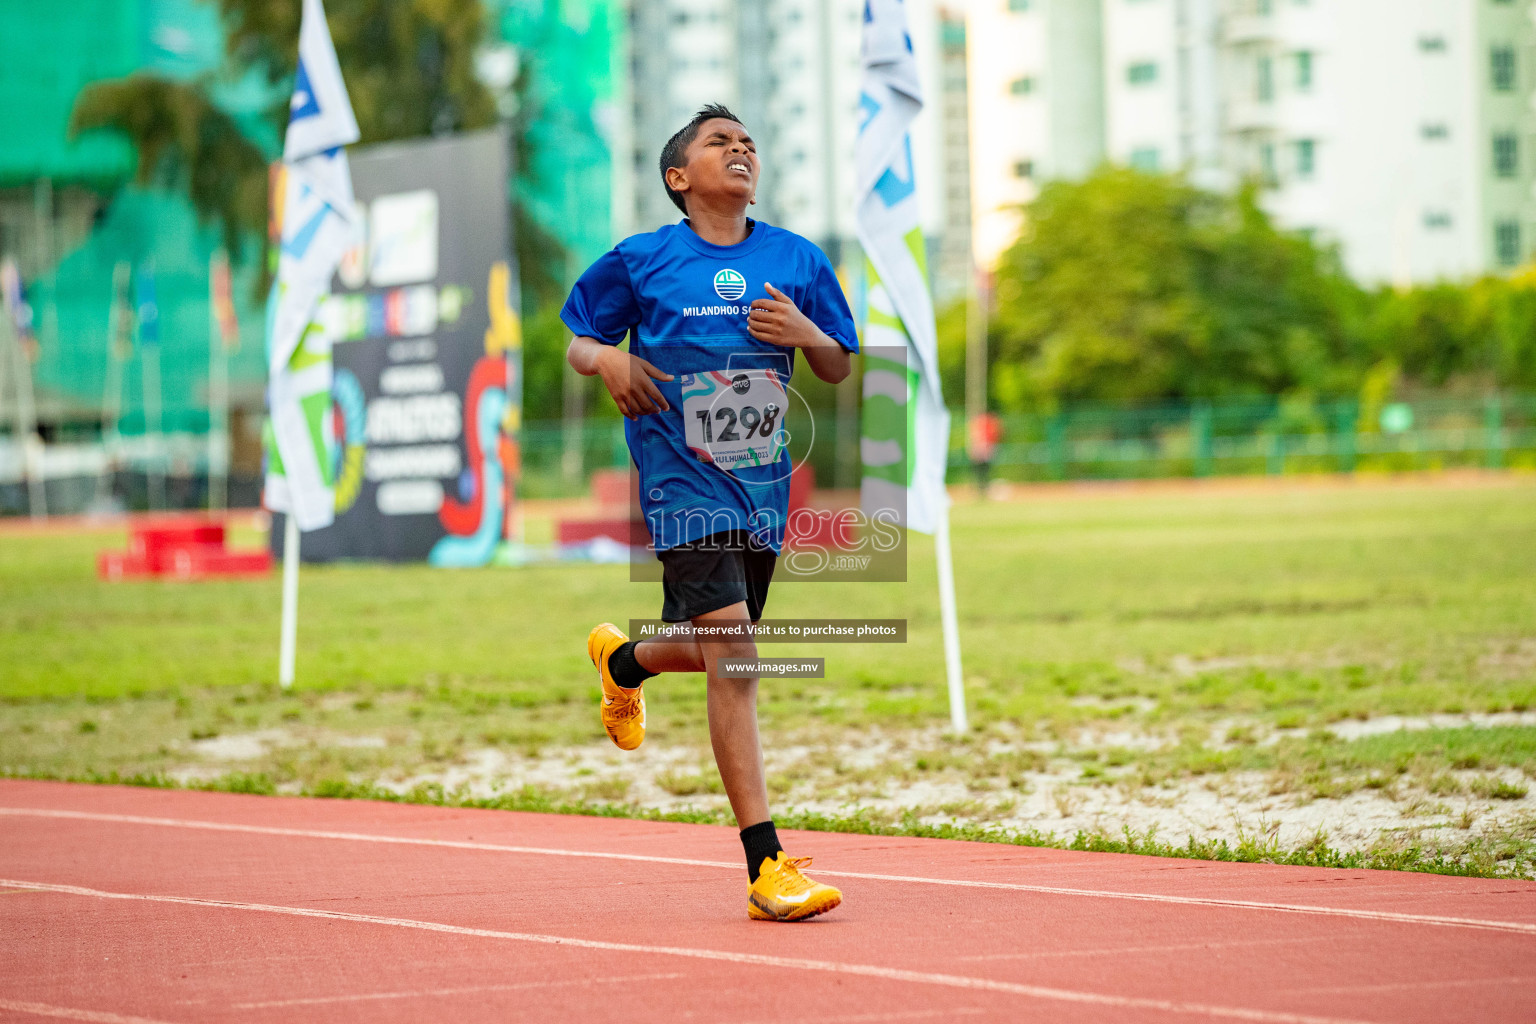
left=740, top=820, right=783, bottom=882
left=608, top=641, right=656, bottom=689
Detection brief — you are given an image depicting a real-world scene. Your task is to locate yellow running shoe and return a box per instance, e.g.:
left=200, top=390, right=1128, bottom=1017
left=747, top=853, right=842, bottom=922
left=588, top=622, right=645, bottom=750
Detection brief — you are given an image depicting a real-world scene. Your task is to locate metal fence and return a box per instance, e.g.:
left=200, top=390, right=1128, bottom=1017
left=5, top=393, right=1534, bottom=515
left=978, top=394, right=1536, bottom=482
left=513, top=393, right=1536, bottom=497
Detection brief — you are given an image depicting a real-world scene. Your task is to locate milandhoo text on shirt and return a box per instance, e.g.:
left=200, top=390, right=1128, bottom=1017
left=682, top=304, right=747, bottom=317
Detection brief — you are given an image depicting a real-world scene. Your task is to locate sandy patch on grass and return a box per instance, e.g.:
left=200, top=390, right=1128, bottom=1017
left=171, top=714, right=1535, bottom=859
left=1326, top=710, right=1536, bottom=740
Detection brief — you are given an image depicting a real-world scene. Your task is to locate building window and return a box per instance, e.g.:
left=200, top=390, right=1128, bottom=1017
left=1129, top=147, right=1160, bottom=171
left=1295, top=51, right=1314, bottom=90
left=1423, top=211, right=1453, bottom=230
left=1256, top=0, right=1273, bottom=14
left=1257, top=56, right=1274, bottom=101
left=1421, top=123, right=1450, bottom=140
left=1127, top=62, right=1158, bottom=85
left=1009, top=76, right=1036, bottom=95
left=1496, top=219, right=1522, bottom=266
left=1295, top=138, right=1316, bottom=179
left=1491, top=45, right=1517, bottom=91
left=1007, top=0, right=1031, bottom=10
left=1494, top=133, right=1519, bottom=177
left=1419, top=36, right=1447, bottom=53
left=1013, top=159, right=1035, bottom=179
left=1260, top=143, right=1278, bottom=184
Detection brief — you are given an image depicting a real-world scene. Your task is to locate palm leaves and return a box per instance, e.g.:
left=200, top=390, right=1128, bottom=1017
left=64, top=0, right=562, bottom=303
left=69, top=75, right=269, bottom=257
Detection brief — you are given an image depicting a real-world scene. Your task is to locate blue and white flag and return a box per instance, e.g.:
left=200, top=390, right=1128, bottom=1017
left=0, top=256, right=35, bottom=351
left=264, top=0, right=360, bottom=532
left=856, top=0, right=949, bottom=535
left=134, top=262, right=158, bottom=346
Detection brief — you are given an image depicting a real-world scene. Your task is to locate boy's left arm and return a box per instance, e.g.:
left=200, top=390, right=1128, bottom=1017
left=747, top=283, right=852, bottom=384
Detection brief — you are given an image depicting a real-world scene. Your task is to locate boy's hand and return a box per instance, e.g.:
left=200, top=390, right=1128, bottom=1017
left=748, top=283, right=823, bottom=349
left=594, top=346, right=674, bottom=420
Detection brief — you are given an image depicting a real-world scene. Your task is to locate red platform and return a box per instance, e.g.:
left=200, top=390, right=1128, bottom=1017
left=97, top=517, right=273, bottom=581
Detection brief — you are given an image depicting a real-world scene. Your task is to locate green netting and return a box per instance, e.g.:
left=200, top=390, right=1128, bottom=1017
left=4, top=0, right=272, bottom=428
left=493, top=0, right=618, bottom=280
left=31, top=187, right=267, bottom=433
left=0, top=0, right=230, bottom=185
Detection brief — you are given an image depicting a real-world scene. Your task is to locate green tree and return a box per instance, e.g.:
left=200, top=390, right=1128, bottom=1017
left=989, top=168, right=1363, bottom=410
left=1359, top=274, right=1536, bottom=393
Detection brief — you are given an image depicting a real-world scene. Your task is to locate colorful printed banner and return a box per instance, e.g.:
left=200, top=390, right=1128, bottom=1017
left=270, top=129, right=518, bottom=565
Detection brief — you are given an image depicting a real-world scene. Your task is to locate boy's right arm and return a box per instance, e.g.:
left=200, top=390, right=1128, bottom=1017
left=566, top=336, right=675, bottom=420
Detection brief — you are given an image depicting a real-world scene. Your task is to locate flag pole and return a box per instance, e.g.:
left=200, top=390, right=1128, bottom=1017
left=266, top=0, right=360, bottom=688
left=137, top=261, right=166, bottom=511
left=96, top=262, right=129, bottom=511
left=208, top=250, right=231, bottom=513
left=142, top=342, right=165, bottom=510
left=0, top=257, right=46, bottom=519
left=934, top=497, right=967, bottom=734
left=854, top=0, right=967, bottom=737
left=278, top=515, right=300, bottom=688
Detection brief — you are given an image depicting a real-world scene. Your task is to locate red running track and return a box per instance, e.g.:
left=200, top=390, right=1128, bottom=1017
left=1, top=779, right=1534, bottom=1024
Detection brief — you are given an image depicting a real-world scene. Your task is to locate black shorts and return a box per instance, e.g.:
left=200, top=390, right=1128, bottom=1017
left=658, top=530, right=776, bottom=623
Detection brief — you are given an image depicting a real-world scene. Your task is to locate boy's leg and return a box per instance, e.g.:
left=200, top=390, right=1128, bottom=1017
left=690, top=601, right=841, bottom=921
left=691, top=602, right=770, bottom=829
left=634, top=635, right=704, bottom=674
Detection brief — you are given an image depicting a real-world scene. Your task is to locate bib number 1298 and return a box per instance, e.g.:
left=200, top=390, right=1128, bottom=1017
left=681, top=369, right=789, bottom=470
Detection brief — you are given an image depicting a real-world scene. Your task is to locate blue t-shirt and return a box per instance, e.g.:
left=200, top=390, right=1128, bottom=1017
left=561, top=220, right=859, bottom=553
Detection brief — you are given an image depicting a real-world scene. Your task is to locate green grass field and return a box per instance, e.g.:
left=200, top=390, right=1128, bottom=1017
left=3, top=473, right=1535, bottom=875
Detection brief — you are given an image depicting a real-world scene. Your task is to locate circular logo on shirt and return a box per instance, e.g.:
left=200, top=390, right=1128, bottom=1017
left=731, top=373, right=751, bottom=394
left=713, top=268, right=747, bottom=302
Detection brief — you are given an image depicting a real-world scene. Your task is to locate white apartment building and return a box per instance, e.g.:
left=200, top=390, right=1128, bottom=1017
left=968, top=0, right=1536, bottom=284
left=935, top=8, right=976, bottom=303
left=968, top=0, right=1106, bottom=266
left=617, top=0, right=958, bottom=289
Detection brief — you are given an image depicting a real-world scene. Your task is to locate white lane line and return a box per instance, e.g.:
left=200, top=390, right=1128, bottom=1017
left=0, top=999, right=183, bottom=1024
left=2, top=877, right=1375, bottom=1024
left=230, top=972, right=684, bottom=1009
left=4, top=807, right=1535, bottom=936
left=730, top=1011, right=988, bottom=1024
left=955, top=936, right=1316, bottom=962
left=1284, top=976, right=1536, bottom=997
left=0, top=807, right=739, bottom=869
left=816, top=870, right=1536, bottom=937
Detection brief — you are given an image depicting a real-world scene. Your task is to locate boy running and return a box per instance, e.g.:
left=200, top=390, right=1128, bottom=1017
left=562, top=104, right=858, bottom=921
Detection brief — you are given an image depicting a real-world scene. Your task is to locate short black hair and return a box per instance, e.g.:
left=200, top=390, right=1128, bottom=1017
left=660, top=103, right=746, bottom=215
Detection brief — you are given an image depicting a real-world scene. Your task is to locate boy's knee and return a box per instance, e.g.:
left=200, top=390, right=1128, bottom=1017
left=706, top=639, right=759, bottom=678
left=724, top=639, right=758, bottom=663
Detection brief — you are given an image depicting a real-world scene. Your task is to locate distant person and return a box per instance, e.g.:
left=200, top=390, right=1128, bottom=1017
left=968, top=411, right=1003, bottom=491
left=563, top=104, right=857, bottom=921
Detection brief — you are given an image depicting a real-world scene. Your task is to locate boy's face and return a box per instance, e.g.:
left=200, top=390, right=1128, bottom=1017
left=668, top=118, right=760, bottom=213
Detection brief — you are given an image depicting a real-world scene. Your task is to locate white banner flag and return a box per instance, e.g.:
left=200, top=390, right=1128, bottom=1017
left=856, top=0, right=950, bottom=536
left=263, top=0, right=360, bottom=532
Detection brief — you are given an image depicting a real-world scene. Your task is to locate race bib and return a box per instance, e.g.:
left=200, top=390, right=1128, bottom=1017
left=681, top=369, right=789, bottom=470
